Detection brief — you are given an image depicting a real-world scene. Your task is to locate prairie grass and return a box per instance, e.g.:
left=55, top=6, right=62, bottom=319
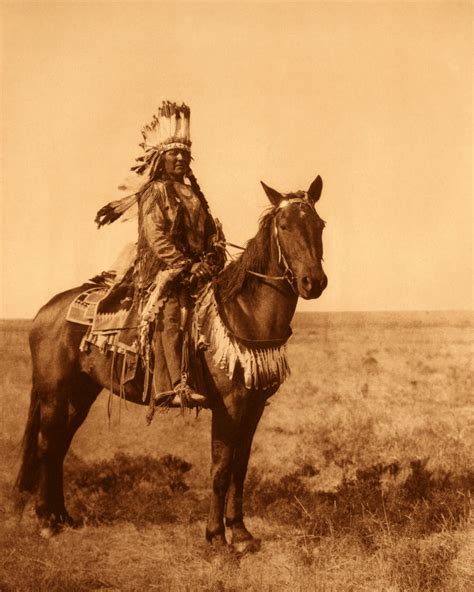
left=0, top=312, right=472, bottom=591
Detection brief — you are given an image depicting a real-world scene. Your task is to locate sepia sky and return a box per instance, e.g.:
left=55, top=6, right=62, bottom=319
left=1, top=1, right=472, bottom=317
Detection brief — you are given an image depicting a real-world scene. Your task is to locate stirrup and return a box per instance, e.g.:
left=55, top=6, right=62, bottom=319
left=153, top=390, right=175, bottom=406
left=172, top=382, right=207, bottom=408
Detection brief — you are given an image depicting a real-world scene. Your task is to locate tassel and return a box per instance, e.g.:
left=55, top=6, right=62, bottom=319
left=119, top=351, right=128, bottom=422
left=108, top=344, right=118, bottom=425
left=146, top=395, right=156, bottom=425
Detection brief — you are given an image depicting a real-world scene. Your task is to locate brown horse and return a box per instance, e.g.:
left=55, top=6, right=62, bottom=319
left=15, top=176, right=327, bottom=552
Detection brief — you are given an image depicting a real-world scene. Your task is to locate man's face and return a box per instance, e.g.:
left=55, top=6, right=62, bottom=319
left=162, top=149, right=190, bottom=180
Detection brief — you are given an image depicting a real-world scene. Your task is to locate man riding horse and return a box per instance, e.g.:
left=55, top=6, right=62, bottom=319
left=96, top=102, right=225, bottom=409
left=16, top=116, right=327, bottom=540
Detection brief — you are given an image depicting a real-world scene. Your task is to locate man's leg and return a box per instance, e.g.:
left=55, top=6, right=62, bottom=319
left=159, top=296, right=183, bottom=386
left=153, top=296, right=206, bottom=407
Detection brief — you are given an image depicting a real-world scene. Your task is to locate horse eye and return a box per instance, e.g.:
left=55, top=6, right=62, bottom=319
left=279, top=223, right=288, bottom=231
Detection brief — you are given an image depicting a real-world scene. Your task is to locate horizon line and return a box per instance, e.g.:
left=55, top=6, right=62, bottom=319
left=1, top=309, right=472, bottom=322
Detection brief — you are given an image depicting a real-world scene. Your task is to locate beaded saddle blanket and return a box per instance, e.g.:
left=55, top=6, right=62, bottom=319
left=66, top=272, right=139, bottom=356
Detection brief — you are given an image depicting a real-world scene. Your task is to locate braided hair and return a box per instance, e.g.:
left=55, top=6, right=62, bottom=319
left=186, top=169, right=211, bottom=215
left=187, top=169, right=221, bottom=239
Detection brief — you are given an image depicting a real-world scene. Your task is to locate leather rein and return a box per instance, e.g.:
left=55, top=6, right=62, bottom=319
left=226, top=195, right=313, bottom=295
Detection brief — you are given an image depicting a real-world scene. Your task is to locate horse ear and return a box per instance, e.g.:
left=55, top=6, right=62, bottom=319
left=261, top=181, right=283, bottom=207
left=308, top=175, right=323, bottom=204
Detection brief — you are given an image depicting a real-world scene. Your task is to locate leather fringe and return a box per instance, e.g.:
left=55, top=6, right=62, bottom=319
left=192, top=286, right=291, bottom=390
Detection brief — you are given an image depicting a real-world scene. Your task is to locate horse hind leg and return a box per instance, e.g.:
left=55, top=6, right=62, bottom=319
left=34, top=374, right=100, bottom=538
left=35, top=393, right=70, bottom=537
left=15, top=385, right=42, bottom=499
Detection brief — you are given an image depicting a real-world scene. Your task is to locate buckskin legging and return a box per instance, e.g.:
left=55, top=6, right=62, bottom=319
left=152, top=295, right=183, bottom=396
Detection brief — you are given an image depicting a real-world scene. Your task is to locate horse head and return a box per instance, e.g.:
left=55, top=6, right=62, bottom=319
left=260, top=175, right=327, bottom=299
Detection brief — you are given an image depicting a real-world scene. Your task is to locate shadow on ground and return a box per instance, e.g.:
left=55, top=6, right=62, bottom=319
left=53, top=453, right=473, bottom=548
left=64, top=452, right=207, bottom=527
left=247, top=459, right=473, bottom=547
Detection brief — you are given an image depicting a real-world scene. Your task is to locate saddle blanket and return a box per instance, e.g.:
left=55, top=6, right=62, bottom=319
left=66, top=282, right=139, bottom=356
left=66, top=286, right=109, bottom=326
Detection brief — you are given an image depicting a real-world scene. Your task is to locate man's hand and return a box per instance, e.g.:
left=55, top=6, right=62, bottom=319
left=190, top=261, right=213, bottom=282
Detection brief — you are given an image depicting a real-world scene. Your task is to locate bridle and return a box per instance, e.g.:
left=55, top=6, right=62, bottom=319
left=246, top=217, right=297, bottom=292
left=229, top=194, right=314, bottom=295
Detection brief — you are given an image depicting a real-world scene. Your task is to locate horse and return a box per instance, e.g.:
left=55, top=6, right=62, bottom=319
left=15, top=175, right=327, bottom=552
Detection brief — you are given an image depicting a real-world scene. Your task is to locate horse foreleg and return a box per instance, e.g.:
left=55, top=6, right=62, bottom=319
left=225, top=397, right=266, bottom=553
left=206, top=403, right=240, bottom=547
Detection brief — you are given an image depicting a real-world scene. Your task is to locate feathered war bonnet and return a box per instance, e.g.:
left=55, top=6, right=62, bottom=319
left=95, top=101, right=192, bottom=227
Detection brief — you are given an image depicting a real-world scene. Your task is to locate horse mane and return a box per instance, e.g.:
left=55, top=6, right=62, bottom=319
left=216, top=208, right=275, bottom=301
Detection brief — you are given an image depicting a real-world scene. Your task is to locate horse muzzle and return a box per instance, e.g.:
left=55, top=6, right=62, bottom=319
left=297, top=272, right=328, bottom=299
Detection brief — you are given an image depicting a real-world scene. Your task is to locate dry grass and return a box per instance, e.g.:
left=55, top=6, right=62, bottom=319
left=0, top=312, right=473, bottom=591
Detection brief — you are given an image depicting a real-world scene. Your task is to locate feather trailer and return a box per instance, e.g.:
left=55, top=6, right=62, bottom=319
left=95, top=168, right=151, bottom=227
left=95, top=193, right=140, bottom=227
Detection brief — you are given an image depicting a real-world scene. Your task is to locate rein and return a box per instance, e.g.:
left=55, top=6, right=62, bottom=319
left=225, top=195, right=312, bottom=294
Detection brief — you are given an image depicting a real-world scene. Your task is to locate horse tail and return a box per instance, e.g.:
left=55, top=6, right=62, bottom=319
left=15, top=385, right=41, bottom=494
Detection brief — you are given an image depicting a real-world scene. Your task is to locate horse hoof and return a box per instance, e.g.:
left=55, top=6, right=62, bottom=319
left=206, top=530, right=228, bottom=548
left=37, top=510, right=76, bottom=538
left=58, top=512, right=77, bottom=528
left=39, top=525, right=57, bottom=539
left=232, top=537, right=261, bottom=555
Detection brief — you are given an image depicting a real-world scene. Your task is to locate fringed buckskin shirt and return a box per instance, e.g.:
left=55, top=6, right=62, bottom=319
left=135, top=180, right=223, bottom=294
